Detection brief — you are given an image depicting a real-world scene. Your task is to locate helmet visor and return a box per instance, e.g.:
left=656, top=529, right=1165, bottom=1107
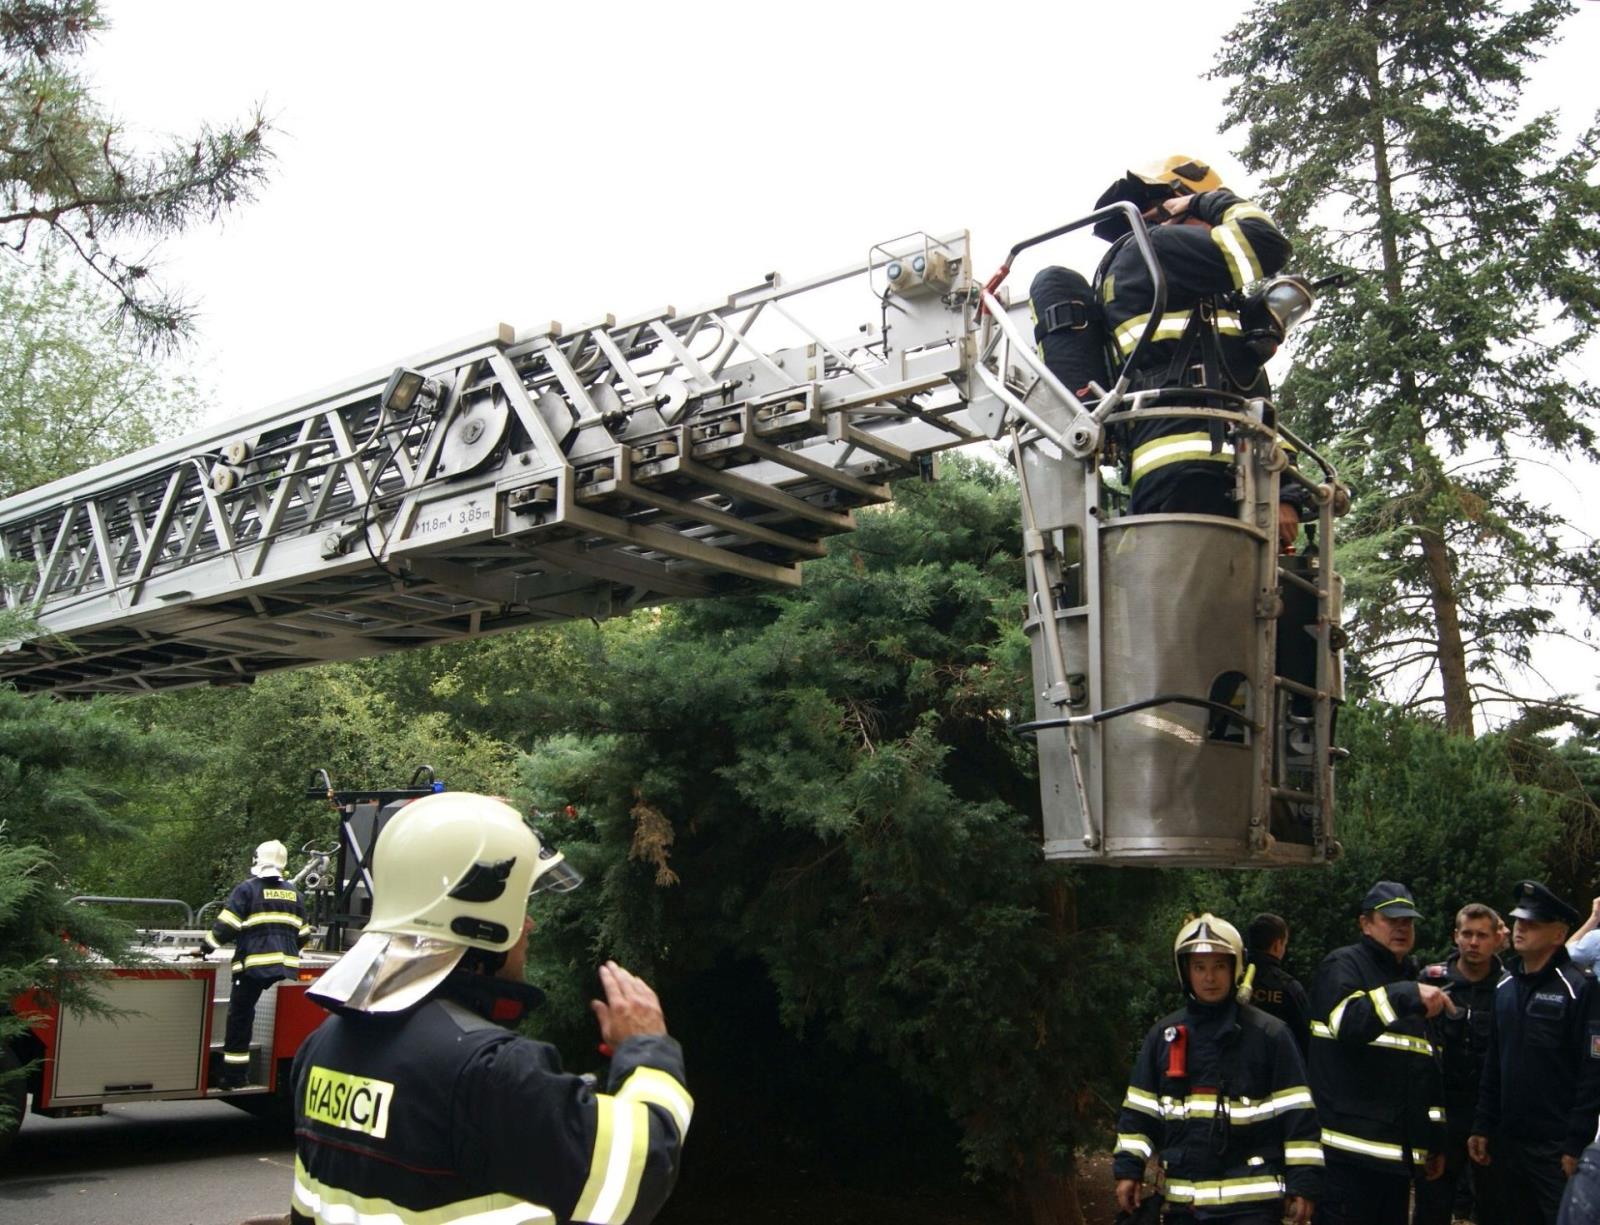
left=1261, top=276, right=1315, bottom=334
left=531, top=851, right=584, bottom=895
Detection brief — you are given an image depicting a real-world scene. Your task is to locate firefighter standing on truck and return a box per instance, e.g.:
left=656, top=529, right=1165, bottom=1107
left=1028, top=155, right=1291, bottom=516
left=1306, top=880, right=1449, bottom=1225
left=1113, top=913, right=1322, bottom=1223
left=201, top=838, right=311, bottom=1089
left=289, top=791, right=689, bottom=1225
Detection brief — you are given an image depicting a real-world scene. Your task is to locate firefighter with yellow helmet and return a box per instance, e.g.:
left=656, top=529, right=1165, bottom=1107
left=1029, top=155, right=1292, bottom=517
left=1113, top=913, right=1322, bottom=1223
left=289, top=792, right=689, bottom=1225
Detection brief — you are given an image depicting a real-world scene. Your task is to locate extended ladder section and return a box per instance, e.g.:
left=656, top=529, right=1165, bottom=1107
left=0, top=234, right=979, bottom=693
left=0, top=214, right=1350, bottom=868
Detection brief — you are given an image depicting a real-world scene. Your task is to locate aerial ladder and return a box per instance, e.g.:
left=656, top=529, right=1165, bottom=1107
left=0, top=207, right=1348, bottom=868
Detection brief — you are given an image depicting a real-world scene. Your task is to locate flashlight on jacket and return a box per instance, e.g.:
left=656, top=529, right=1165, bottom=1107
left=1165, top=1025, right=1189, bottom=1078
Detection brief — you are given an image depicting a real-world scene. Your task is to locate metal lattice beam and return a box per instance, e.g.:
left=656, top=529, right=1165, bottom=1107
left=2, top=233, right=995, bottom=694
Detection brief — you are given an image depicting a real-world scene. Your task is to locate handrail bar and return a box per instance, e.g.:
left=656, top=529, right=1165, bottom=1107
left=68, top=895, right=195, bottom=928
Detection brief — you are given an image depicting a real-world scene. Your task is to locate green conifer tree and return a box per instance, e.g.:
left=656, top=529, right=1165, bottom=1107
left=0, top=0, right=273, bottom=346
left=1214, top=0, right=1600, bottom=735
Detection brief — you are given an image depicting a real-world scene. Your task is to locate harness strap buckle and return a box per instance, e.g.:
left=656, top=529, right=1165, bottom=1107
left=1043, top=300, right=1090, bottom=334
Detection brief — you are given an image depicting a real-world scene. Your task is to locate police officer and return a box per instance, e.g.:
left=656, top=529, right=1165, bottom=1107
left=1029, top=155, right=1292, bottom=517
left=200, top=839, right=311, bottom=1088
left=1470, top=881, right=1600, bottom=1224
left=1113, top=914, right=1322, bottom=1223
left=291, top=791, right=688, bottom=1225
left=1306, top=880, right=1450, bottom=1224
left=1242, top=912, right=1311, bottom=1056
left=1415, top=903, right=1510, bottom=1225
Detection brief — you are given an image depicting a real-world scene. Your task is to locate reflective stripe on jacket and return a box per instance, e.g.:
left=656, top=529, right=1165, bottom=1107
left=291, top=990, right=689, bottom=1225
left=1113, top=999, right=1322, bottom=1206
left=1098, top=189, right=1289, bottom=501
left=1307, top=937, right=1445, bottom=1170
left=207, top=875, right=311, bottom=977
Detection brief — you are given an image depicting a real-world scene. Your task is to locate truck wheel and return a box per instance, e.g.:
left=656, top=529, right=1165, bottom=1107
left=0, top=1046, right=26, bottom=1157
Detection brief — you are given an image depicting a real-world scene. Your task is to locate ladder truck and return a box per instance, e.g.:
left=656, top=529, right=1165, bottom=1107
left=0, top=206, right=1346, bottom=868
left=1, top=769, right=444, bottom=1152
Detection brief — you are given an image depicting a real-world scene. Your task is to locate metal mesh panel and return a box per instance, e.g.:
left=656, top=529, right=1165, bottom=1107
left=1100, top=518, right=1257, bottom=857
left=1039, top=517, right=1270, bottom=865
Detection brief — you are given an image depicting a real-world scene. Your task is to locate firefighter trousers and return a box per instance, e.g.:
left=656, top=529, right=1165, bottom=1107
left=222, top=973, right=278, bottom=1077
left=1028, top=266, right=1108, bottom=398
left=1313, top=1156, right=1409, bottom=1225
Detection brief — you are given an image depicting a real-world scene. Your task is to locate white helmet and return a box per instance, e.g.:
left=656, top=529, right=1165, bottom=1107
left=368, top=791, right=579, bottom=951
left=251, top=839, right=288, bottom=878
left=309, top=792, right=580, bottom=1013
left=1172, top=913, right=1245, bottom=992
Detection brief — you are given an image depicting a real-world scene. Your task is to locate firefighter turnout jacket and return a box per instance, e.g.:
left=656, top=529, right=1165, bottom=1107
left=1472, top=947, right=1600, bottom=1159
left=1097, top=189, right=1289, bottom=513
left=1113, top=997, right=1323, bottom=1212
left=1244, top=952, right=1311, bottom=1057
left=1307, top=936, right=1446, bottom=1171
left=1419, top=952, right=1504, bottom=1127
left=291, top=974, right=690, bottom=1225
left=206, top=874, right=311, bottom=977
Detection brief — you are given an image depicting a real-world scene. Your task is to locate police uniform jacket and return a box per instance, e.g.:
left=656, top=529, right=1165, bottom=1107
left=1096, top=189, right=1289, bottom=508
left=1113, top=997, right=1323, bottom=1212
left=1245, top=953, right=1311, bottom=1058
left=291, top=973, right=690, bottom=1225
left=1419, top=952, right=1504, bottom=1121
left=1472, top=947, right=1600, bottom=1159
left=1307, top=936, right=1446, bottom=1171
left=206, top=874, right=311, bottom=979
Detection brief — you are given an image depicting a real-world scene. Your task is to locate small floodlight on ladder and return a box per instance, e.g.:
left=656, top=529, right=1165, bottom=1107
left=380, top=367, right=442, bottom=417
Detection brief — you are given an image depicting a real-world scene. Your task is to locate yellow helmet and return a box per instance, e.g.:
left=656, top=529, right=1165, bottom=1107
left=1129, top=156, right=1225, bottom=195
left=1172, top=913, right=1245, bottom=991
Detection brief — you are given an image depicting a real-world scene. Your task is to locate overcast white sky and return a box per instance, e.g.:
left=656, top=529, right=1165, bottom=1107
left=80, top=1, right=1273, bottom=410
left=72, top=0, right=1600, bottom=722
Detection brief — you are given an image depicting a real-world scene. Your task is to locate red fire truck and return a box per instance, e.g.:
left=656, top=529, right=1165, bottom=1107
left=0, top=771, right=435, bottom=1153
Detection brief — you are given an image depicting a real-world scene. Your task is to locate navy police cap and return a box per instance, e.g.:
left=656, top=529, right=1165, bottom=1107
left=1360, top=880, right=1422, bottom=918
left=1508, top=880, right=1581, bottom=926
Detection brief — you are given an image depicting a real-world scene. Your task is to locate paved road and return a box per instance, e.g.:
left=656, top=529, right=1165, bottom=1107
left=0, top=1098, right=296, bottom=1225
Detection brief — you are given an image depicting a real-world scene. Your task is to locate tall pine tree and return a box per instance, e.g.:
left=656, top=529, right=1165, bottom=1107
left=0, top=0, right=273, bottom=346
left=1215, top=0, right=1600, bottom=735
